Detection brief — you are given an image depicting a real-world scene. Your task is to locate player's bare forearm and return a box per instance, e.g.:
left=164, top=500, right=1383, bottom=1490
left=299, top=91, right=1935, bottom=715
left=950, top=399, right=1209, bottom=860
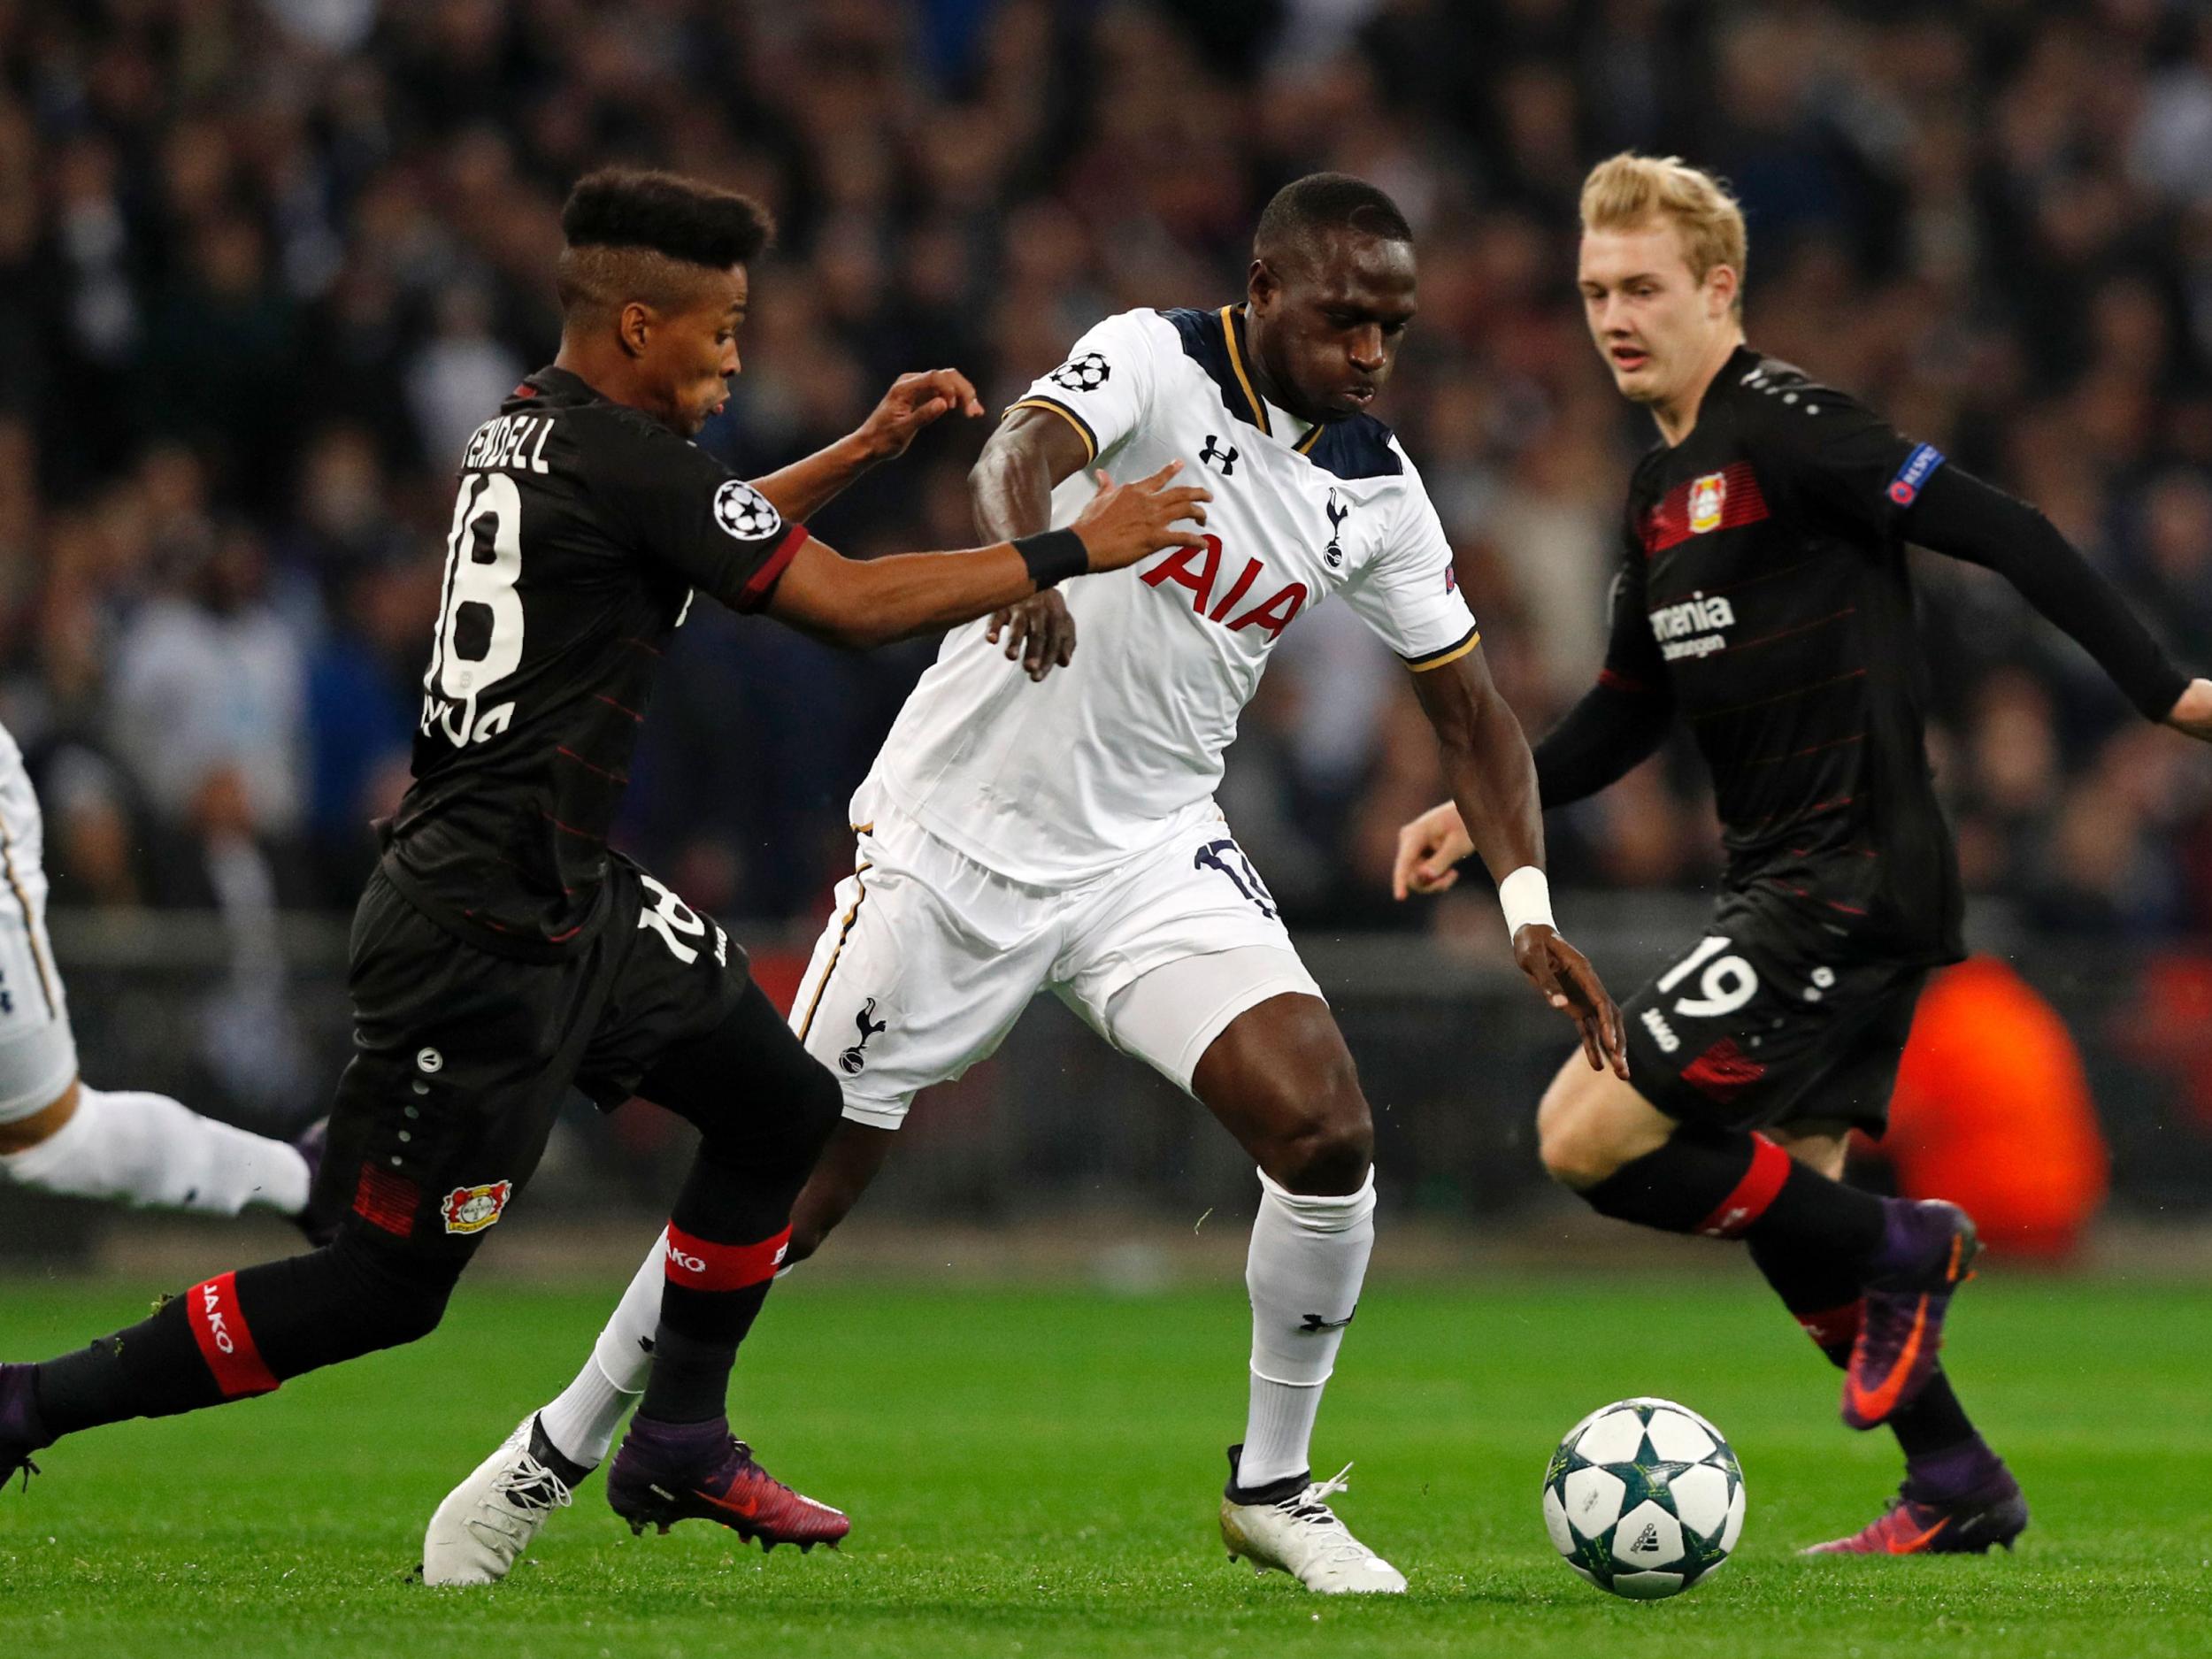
left=764, top=466, right=1207, bottom=649
left=1409, top=649, right=1543, bottom=884
left=754, top=368, right=987, bottom=521
left=749, top=432, right=881, bottom=522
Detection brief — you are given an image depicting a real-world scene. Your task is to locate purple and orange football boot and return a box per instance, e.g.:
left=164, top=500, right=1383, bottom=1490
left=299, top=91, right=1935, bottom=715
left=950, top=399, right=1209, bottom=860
left=0, top=1363, right=49, bottom=1491
left=606, top=1416, right=849, bottom=1552
left=1803, top=1455, right=2029, bottom=1556
left=1843, top=1199, right=1981, bottom=1431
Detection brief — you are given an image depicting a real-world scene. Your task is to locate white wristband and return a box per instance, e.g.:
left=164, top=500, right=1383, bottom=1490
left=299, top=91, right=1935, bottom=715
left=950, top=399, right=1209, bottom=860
left=1498, top=865, right=1555, bottom=941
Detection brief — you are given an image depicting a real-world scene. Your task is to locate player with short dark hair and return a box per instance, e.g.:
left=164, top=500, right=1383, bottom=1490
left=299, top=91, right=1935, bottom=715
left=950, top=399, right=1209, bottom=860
left=426, top=170, right=1626, bottom=1594
left=1396, top=153, right=2212, bottom=1555
left=0, top=166, right=1210, bottom=1553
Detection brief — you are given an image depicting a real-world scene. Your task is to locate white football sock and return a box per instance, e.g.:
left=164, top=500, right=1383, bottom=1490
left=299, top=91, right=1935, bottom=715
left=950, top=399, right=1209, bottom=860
left=1237, top=1166, right=1376, bottom=1492
left=0, top=1086, right=310, bottom=1216
left=536, top=1229, right=664, bottom=1469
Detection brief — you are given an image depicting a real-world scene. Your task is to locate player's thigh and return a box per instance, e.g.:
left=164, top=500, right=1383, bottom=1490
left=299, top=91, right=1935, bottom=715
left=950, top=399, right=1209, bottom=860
left=786, top=856, right=1054, bottom=1133
left=1533, top=1050, right=1678, bottom=1188
left=633, top=974, right=841, bottom=1167
left=326, top=872, right=589, bottom=1263
left=1618, top=897, right=1924, bottom=1138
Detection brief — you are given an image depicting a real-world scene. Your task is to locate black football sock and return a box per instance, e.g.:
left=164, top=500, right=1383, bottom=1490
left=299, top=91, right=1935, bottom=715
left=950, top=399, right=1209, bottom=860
left=33, top=1236, right=458, bottom=1438
left=637, top=1148, right=794, bottom=1425
left=1580, top=1124, right=1886, bottom=1265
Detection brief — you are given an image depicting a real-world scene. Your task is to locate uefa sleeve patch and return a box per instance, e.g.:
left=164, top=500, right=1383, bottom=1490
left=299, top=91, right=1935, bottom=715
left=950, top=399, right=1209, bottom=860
left=1886, top=442, right=1945, bottom=506
left=712, top=478, right=784, bottom=541
left=1046, top=351, right=1111, bottom=394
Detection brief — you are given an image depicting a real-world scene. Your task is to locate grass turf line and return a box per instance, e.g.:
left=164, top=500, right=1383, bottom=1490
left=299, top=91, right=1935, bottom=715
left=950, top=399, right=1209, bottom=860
left=1, top=1276, right=2207, bottom=1658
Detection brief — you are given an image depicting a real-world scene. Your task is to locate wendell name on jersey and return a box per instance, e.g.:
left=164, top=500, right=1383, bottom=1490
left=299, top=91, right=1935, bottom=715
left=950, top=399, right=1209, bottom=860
left=867, top=304, right=1478, bottom=887
left=385, top=367, right=806, bottom=958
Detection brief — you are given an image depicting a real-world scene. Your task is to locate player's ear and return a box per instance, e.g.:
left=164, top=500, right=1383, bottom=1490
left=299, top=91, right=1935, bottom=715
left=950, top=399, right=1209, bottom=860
left=1247, top=257, right=1279, bottom=313
left=618, top=299, right=654, bottom=359
left=1705, top=264, right=1739, bottom=322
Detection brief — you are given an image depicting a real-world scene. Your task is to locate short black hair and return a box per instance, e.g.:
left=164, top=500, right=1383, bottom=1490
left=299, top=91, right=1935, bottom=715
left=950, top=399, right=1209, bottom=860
left=560, top=167, right=774, bottom=268
left=1253, top=173, right=1413, bottom=264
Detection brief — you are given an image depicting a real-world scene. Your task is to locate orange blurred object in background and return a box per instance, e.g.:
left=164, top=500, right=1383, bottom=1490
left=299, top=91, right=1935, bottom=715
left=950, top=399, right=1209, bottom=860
left=1873, top=956, right=2110, bottom=1263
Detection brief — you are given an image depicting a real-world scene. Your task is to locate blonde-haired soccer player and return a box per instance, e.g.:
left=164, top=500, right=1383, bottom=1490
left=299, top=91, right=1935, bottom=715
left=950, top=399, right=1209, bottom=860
left=1399, top=152, right=2212, bottom=1555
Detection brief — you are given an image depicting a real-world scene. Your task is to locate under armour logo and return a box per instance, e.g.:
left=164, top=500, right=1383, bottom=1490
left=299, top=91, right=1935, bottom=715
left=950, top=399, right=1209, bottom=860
left=1324, top=489, right=1349, bottom=569
left=1299, top=1310, right=1356, bottom=1333
left=1199, top=435, right=1238, bottom=476
left=840, top=996, right=888, bottom=1075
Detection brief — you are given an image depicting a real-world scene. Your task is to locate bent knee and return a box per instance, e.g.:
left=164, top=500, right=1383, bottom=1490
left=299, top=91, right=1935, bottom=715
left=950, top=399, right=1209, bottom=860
left=1256, top=1074, right=1373, bottom=1194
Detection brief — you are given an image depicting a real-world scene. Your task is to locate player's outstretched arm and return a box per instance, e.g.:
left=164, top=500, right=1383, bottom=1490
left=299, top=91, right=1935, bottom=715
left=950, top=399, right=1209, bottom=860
left=969, top=403, right=1098, bottom=680
left=749, top=369, right=986, bottom=522
left=1904, top=465, right=2206, bottom=731
left=1407, top=648, right=1629, bottom=1077
left=764, top=463, right=1209, bottom=650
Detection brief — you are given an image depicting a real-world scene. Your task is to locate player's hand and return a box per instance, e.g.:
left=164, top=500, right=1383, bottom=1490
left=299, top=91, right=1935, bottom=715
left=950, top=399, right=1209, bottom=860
left=987, top=589, right=1079, bottom=680
left=1071, top=463, right=1210, bottom=572
left=856, top=369, right=986, bottom=461
left=2164, top=677, right=2212, bottom=741
left=1515, top=926, right=1631, bottom=1079
left=1392, top=800, right=1474, bottom=898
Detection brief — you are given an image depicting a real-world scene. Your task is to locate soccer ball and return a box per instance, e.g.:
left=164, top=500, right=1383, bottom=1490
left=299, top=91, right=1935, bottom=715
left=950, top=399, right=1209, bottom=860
left=1541, top=1397, right=1745, bottom=1599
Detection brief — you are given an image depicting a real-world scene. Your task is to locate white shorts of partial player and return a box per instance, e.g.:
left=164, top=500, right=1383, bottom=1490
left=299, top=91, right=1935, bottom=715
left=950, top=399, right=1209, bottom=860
left=0, top=734, right=78, bottom=1126
left=787, top=783, right=1323, bottom=1125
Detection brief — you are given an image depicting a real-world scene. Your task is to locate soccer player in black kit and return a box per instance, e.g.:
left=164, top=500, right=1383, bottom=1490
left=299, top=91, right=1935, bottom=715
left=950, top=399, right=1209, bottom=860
left=0, top=169, right=1210, bottom=1551
left=1396, top=155, right=2212, bottom=1555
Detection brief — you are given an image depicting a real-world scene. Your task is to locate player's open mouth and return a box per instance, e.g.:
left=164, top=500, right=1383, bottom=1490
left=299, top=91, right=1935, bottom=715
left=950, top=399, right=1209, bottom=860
left=1611, top=347, right=1650, bottom=371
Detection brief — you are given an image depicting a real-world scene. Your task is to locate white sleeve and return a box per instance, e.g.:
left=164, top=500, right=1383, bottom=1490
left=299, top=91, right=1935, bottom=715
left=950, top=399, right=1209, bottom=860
left=1007, top=311, right=1157, bottom=465
left=1341, top=465, right=1481, bottom=670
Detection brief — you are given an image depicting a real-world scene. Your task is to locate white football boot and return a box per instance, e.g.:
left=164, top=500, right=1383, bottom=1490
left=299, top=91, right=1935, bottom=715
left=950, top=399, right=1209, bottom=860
left=421, top=1416, right=574, bottom=1586
left=1219, top=1449, right=1408, bottom=1594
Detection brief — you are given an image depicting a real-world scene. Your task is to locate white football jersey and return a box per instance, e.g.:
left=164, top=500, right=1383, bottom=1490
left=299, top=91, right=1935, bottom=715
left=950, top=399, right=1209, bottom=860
left=865, top=304, right=1479, bottom=887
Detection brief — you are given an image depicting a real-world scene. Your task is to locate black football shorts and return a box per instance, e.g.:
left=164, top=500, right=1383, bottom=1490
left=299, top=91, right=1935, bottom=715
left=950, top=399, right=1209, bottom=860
left=1620, top=883, right=1930, bottom=1138
left=319, top=856, right=768, bottom=1265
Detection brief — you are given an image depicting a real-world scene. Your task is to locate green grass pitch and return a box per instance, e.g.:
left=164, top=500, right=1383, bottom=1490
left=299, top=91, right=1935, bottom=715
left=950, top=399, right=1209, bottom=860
left=2, top=1272, right=2207, bottom=1657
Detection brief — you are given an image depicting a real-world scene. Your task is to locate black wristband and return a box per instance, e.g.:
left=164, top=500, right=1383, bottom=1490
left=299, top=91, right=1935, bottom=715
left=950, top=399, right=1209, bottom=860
left=1014, top=528, right=1089, bottom=589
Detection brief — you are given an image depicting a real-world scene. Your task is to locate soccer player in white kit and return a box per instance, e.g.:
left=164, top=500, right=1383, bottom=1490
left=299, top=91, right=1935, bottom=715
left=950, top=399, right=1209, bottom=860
left=426, top=174, right=1626, bottom=1592
left=0, top=722, right=317, bottom=1221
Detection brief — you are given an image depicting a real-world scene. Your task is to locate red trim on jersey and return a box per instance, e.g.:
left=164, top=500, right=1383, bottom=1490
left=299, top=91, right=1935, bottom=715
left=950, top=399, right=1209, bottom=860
left=186, top=1272, right=280, bottom=1398
left=663, top=1223, right=792, bottom=1292
left=1695, top=1132, right=1791, bottom=1238
left=1681, top=1037, right=1770, bottom=1109
left=593, top=694, right=642, bottom=721
left=1640, top=462, right=1770, bottom=556
left=1798, top=1299, right=1865, bottom=1350
left=352, top=1165, right=419, bottom=1237
left=1598, top=667, right=1655, bottom=695
left=736, top=522, right=810, bottom=612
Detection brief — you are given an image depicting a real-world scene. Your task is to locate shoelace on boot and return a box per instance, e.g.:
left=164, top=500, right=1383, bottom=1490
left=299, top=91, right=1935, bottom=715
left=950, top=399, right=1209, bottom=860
left=465, top=1453, right=573, bottom=1547
left=1271, top=1463, right=1375, bottom=1565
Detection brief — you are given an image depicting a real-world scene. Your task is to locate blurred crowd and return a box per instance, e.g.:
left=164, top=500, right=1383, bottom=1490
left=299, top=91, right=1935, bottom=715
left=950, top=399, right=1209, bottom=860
left=4, top=0, right=2212, bottom=944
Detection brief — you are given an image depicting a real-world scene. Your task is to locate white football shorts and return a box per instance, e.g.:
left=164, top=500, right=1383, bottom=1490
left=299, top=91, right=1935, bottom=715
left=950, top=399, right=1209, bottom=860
left=787, top=791, right=1322, bottom=1127
left=0, top=739, right=76, bottom=1124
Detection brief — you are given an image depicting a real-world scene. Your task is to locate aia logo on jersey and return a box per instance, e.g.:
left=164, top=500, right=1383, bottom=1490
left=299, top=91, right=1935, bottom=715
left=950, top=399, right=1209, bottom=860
left=1141, top=536, right=1307, bottom=642
left=442, top=1179, right=512, bottom=1235
left=1688, top=472, right=1727, bottom=534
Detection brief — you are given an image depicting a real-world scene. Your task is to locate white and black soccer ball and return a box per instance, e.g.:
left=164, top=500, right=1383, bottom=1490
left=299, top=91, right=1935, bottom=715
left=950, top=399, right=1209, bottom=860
left=1047, top=351, right=1111, bottom=394
left=712, top=478, right=783, bottom=541
left=1541, top=1397, right=1745, bottom=1600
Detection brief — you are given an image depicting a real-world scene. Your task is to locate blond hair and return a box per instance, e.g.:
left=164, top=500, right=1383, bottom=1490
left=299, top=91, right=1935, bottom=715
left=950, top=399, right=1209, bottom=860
left=1580, top=153, right=1747, bottom=309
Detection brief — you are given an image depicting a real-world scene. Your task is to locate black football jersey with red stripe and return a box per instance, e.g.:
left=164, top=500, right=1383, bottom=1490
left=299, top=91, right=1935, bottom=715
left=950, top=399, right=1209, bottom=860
left=384, top=367, right=806, bottom=958
left=1601, top=346, right=1963, bottom=959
